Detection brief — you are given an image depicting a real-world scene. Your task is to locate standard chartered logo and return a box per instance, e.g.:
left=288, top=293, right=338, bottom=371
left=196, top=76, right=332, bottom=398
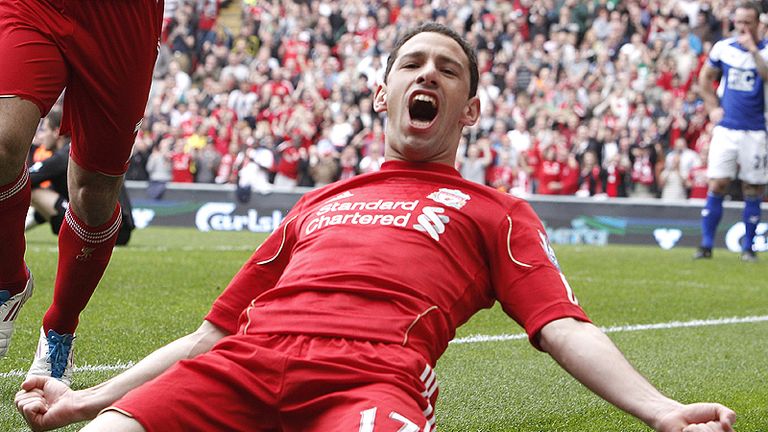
left=414, top=206, right=450, bottom=241
left=305, top=199, right=417, bottom=235
left=304, top=198, right=453, bottom=241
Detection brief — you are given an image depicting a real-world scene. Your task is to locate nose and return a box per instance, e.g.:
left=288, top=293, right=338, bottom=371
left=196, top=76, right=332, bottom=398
left=416, top=62, right=439, bottom=86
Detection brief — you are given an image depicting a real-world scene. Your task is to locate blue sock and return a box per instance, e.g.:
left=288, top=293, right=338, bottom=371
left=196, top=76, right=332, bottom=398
left=742, top=196, right=762, bottom=252
left=701, top=193, right=724, bottom=249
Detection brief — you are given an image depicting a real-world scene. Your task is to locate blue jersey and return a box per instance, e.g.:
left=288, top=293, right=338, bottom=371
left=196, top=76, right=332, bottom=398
left=709, top=37, right=768, bottom=130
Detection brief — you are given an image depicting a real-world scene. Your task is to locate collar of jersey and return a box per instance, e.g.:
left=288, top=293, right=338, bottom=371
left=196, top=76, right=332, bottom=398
left=381, top=160, right=461, bottom=177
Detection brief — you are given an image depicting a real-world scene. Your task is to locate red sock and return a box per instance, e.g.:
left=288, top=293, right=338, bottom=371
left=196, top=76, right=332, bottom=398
left=43, top=205, right=122, bottom=334
left=0, top=169, right=31, bottom=296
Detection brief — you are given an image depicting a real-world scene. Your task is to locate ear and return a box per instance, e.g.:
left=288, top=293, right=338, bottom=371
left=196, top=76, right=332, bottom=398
left=459, top=96, right=481, bottom=127
left=373, top=84, right=388, bottom=113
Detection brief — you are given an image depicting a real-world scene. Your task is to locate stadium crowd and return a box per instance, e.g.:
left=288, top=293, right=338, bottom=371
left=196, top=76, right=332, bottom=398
left=112, top=0, right=765, bottom=200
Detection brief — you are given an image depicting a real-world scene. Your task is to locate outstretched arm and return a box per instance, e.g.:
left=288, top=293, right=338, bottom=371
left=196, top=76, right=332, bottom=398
left=539, top=318, right=735, bottom=432
left=15, top=320, right=227, bottom=432
left=697, top=62, right=723, bottom=124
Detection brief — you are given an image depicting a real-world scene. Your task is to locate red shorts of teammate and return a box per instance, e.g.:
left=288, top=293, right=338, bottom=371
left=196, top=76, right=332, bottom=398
left=110, top=334, right=439, bottom=432
left=0, top=0, right=163, bottom=175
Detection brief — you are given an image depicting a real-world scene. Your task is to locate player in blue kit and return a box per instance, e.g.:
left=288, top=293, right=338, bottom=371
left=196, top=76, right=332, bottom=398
left=695, top=1, right=768, bottom=262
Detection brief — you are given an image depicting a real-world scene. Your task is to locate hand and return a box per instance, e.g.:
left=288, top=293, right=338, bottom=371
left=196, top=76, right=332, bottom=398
left=15, top=376, right=83, bottom=432
left=707, top=107, right=724, bottom=124
left=738, top=32, right=758, bottom=53
left=655, top=403, right=736, bottom=432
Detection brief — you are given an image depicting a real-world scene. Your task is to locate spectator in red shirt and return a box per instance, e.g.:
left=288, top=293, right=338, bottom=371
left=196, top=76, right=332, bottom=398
left=170, top=139, right=194, bottom=183
left=687, top=141, right=710, bottom=200
left=534, top=144, right=563, bottom=195
left=273, top=134, right=302, bottom=189
left=603, top=152, right=630, bottom=198
left=629, top=143, right=658, bottom=198
left=559, top=150, right=581, bottom=195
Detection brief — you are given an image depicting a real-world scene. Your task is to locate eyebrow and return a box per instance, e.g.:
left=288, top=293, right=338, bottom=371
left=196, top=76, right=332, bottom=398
left=398, top=51, right=465, bottom=73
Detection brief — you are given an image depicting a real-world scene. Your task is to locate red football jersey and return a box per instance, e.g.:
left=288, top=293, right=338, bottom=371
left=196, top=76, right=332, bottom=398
left=206, top=161, right=589, bottom=365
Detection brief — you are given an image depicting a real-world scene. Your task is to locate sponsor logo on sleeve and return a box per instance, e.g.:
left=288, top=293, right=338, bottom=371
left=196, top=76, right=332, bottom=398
left=538, top=230, right=561, bottom=270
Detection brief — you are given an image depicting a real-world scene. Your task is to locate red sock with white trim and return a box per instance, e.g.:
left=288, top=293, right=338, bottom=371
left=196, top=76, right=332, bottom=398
left=43, top=205, right=122, bottom=334
left=0, top=169, right=31, bottom=296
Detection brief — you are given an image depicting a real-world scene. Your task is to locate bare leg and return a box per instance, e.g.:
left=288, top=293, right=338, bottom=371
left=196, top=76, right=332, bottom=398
left=67, top=158, right=123, bottom=226
left=0, top=97, right=40, bottom=292
left=0, top=97, right=39, bottom=184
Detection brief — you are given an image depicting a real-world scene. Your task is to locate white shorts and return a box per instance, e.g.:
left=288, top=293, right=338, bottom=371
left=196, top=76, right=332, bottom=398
left=707, top=126, right=768, bottom=184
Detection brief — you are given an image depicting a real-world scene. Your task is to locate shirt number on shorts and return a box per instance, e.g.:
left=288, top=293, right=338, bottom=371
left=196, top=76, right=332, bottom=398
left=359, top=407, right=420, bottom=432
left=753, top=154, right=768, bottom=171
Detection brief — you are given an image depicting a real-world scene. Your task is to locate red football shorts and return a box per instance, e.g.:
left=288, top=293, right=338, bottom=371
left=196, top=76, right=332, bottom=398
left=0, top=0, right=163, bottom=175
left=110, top=334, right=439, bottom=432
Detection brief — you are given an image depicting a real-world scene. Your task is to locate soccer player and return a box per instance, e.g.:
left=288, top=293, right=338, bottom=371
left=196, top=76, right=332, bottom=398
left=17, top=23, right=735, bottom=432
left=695, top=1, right=768, bottom=262
left=0, top=1, right=163, bottom=385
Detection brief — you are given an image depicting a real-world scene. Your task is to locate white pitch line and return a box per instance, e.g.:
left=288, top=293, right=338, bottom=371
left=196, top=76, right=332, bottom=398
left=2, top=316, right=767, bottom=378
left=451, top=315, right=768, bottom=344
left=0, top=362, right=135, bottom=379
left=25, top=245, right=256, bottom=253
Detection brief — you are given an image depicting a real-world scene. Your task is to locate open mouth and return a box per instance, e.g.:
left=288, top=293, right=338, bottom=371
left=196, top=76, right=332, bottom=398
left=408, top=93, right=438, bottom=128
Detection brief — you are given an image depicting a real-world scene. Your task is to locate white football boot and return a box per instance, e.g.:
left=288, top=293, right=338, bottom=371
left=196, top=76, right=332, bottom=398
left=28, top=327, right=76, bottom=386
left=0, top=271, right=34, bottom=358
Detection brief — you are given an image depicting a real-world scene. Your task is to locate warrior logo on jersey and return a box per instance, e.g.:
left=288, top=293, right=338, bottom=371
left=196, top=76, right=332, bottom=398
left=427, top=188, right=470, bottom=210
left=414, top=206, right=450, bottom=241
left=538, top=230, right=560, bottom=270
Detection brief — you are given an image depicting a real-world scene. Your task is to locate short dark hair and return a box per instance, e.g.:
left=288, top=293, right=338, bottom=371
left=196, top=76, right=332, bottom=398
left=383, top=22, right=479, bottom=98
left=735, top=1, right=762, bottom=17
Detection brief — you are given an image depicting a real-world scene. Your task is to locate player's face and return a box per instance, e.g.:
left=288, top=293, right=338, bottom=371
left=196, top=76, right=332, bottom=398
left=374, top=32, right=480, bottom=165
left=734, top=8, right=759, bottom=41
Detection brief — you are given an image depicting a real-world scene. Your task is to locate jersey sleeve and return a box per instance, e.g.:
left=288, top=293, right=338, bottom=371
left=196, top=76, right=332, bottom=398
left=489, top=200, right=590, bottom=350
left=759, top=40, right=768, bottom=61
left=204, top=196, right=307, bottom=333
left=708, top=40, right=723, bottom=69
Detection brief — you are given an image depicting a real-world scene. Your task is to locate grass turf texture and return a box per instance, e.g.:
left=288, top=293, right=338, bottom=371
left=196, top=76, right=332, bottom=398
left=1, top=227, right=766, bottom=431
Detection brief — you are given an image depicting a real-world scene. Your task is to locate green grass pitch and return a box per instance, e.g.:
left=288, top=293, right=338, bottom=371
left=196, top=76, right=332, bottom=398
left=2, top=226, right=767, bottom=431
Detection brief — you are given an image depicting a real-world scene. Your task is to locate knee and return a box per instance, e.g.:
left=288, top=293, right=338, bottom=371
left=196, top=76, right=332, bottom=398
left=708, top=179, right=730, bottom=196
left=742, top=184, right=766, bottom=199
left=0, top=140, right=29, bottom=184
left=67, top=182, right=122, bottom=226
left=0, top=104, right=40, bottom=183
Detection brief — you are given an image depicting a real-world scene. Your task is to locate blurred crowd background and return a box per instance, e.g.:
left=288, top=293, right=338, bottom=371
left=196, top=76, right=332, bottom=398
left=34, top=0, right=768, bottom=201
